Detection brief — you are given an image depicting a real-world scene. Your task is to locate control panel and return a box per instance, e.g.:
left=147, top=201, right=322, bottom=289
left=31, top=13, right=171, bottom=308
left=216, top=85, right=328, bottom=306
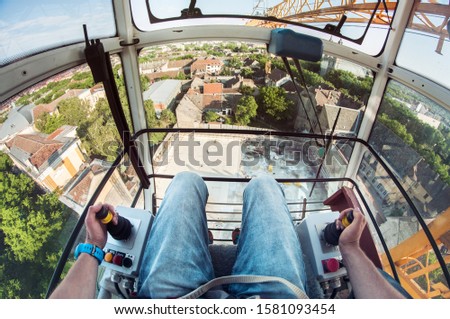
left=100, top=206, right=153, bottom=278
left=298, top=212, right=348, bottom=295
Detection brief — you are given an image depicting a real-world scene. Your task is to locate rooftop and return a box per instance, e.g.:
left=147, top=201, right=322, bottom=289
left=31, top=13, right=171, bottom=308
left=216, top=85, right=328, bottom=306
left=143, top=80, right=182, bottom=106
left=0, top=104, right=35, bottom=141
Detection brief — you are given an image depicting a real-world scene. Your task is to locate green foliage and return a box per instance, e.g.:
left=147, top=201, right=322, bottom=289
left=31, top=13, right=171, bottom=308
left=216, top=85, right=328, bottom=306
left=258, top=86, right=293, bottom=120
left=144, top=100, right=175, bottom=144
left=81, top=98, right=122, bottom=161
left=228, top=57, right=243, bottom=69
left=35, top=98, right=89, bottom=134
left=0, top=152, right=12, bottom=171
left=379, top=96, right=450, bottom=184
left=378, top=113, right=414, bottom=145
left=175, top=72, right=187, bottom=80
left=240, top=67, right=254, bottom=78
left=323, top=69, right=373, bottom=100
left=239, top=85, right=255, bottom=96
left=171, top=54, right=194, bottom=60
left=204, top=111, right=220, bottom=123
left=0, top=114, right=7, bottom=124
left=160, top=109, right=177, bottom=126
left=235, top=95, right=258, bottom=126
left=220, top=67, right=233, bottom=76
left=301, top=69, right=335, bottom=89
left=250, top=53, right=269, bottom=68
left=0, top=152, right=71, bottom=298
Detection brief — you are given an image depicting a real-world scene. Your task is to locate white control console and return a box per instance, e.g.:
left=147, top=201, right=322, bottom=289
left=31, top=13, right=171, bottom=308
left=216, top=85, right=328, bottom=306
left=298, top=212, right=348, bottom=295
left=101, top=206, right=153, bottom=278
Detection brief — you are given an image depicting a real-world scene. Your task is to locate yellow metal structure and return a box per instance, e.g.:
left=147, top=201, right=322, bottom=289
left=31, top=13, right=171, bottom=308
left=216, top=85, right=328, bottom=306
left=248, top=0, right=449, bottom=53
left=381, top=208, right=450, bottom=299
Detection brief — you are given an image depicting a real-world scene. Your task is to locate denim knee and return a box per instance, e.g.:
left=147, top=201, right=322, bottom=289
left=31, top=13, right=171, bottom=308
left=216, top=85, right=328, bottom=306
left=172, top=171, right=204, bottom=185
left=245, top=174, right=281, bottom=197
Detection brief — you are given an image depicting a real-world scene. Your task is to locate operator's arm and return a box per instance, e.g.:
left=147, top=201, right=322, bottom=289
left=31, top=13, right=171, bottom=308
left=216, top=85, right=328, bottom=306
left=50, top=203, right=116, bottom=299
left=338, top=208, right=405, bottom=299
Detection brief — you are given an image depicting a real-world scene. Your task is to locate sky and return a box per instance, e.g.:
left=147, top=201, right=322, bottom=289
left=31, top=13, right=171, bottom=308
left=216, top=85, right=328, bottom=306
left=0, top=0, right=449, bottom=89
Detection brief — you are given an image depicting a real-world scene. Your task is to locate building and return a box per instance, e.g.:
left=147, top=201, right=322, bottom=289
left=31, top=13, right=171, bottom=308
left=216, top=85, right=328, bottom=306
left=319, top=105, right=361, bottom=134
left=143, top=79, right=182, bottom=114
left=0, top=103, right=35, bottom=143
left=62, top=159, right=138, bottom=214
left=403, top=159, right=449, bottom=218
left=191, top=57, right=224, bottom=77
left=267, top=68, right=289, bottom=87
left=175, top=80, right=242, bottom=127
left=5, top=125, right=86, bottom=192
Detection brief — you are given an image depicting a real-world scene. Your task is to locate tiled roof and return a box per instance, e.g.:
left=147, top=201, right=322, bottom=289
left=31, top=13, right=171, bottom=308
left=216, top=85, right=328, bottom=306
left=6, top=126, right=77, bottom=171
left=30, top=143, right=63, bottom=168
left=204, top=83, right=223, bottom=94
left=167, top=59, right=193, bottom=69
left=315, top=89, right=341, bottom=107
left=191, top=58, right=223, bottom=71
left=68, top=171, right=93, bottom=206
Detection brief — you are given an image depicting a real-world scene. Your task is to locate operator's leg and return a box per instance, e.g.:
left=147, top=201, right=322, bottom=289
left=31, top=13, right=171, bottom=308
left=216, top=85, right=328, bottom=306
left=229, top=175, right=307, bottom=298
left=138, top=171, right=214, bottom=298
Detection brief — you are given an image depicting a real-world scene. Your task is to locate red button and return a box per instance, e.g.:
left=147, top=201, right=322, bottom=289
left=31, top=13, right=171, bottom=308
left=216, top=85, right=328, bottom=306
left=112, top=254, right=123, bottom=266
left=322, top=258, right=340, bottom=273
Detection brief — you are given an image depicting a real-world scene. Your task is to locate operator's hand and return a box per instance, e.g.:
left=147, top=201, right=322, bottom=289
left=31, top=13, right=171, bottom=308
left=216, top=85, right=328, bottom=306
left=85, top=203, right=116, bottom=249
left=337, top=207, right=366, bottom=252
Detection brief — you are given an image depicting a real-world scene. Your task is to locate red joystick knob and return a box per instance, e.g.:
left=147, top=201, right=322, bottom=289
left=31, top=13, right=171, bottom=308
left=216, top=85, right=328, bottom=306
left=112, top=254, right=123, bottom=266
left=322, top=258, right=340, bottom=273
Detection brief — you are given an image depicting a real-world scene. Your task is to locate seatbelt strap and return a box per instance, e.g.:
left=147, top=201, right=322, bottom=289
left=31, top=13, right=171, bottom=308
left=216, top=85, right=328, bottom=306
left=179, top=275, right=309, bottom=299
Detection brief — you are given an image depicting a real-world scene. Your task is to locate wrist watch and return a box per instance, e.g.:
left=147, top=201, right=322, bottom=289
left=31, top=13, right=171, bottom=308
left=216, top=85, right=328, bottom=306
left=74, top=243, right=105, bottom=265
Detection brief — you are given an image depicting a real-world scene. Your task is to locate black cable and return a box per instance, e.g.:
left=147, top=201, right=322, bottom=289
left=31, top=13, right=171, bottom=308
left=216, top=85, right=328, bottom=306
left=329, top=288, right=338, bottom=299
left=115, top=282, right=127, bottom=299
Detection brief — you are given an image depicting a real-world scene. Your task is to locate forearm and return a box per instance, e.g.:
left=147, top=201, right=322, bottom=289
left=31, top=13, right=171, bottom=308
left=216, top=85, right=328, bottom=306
left=50, top=254, right=99, bottom=299
left=341, top=247, right=405, bottom=299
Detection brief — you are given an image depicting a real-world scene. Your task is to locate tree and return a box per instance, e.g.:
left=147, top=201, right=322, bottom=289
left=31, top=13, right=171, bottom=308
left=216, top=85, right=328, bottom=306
left=81, top=98, right=122, bottom=161
left=240, top=67, right=254, bottom=78
left=0, top=152, right=70, bottom=297
left=0, top=152, right=12, bottom=171
left=259, top=86, right=293, bottom=120
left=228, top=57, right=243, bottom=69
left=57, top=97, right=90, bottom=127
left=235, top=95, right=258, bottom=126
left=35, top=112, right=64, bottom=134
left=205, top=111, right=220, bottom=123
left=239, top=85, right=255, bottom=96
left=160, top=109, right=176, bottom=126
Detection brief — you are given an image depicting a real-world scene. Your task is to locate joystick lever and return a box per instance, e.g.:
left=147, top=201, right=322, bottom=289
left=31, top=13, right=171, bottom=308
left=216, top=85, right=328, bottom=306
left=97, top=206, right=132, bottom=240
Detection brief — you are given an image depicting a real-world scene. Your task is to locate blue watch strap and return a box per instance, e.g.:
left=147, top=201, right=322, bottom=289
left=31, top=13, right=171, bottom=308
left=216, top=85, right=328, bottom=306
left=74, top=243, right=104, bottom=265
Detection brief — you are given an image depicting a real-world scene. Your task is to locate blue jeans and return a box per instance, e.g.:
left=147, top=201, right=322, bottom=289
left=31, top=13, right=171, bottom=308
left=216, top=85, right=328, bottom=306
left=138, top=171, right=306, bottom=298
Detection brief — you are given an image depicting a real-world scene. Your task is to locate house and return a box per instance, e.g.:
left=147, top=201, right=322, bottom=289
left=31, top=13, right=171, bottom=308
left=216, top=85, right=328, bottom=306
left=62, top=159, right=138, bottom=214
left=5, top=125, right=86, bottom=192
left=175, top=81, right=241, bottom=127
left=191, top=57, right=224, bottom=77
left=243, top=58, right=260, bottom=69
left=267, top=68, right=289, bottom=87
left=140, top=60, right=168, bottom=74
left=0, top=103, right=35, bottom=143
left=176, top=94, right=203, bottom=127
left=143, top=79, right=182, bottom=114
left=166, top=59, right=193, bottom=74
left=403, top=159, right=449, bottom=218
